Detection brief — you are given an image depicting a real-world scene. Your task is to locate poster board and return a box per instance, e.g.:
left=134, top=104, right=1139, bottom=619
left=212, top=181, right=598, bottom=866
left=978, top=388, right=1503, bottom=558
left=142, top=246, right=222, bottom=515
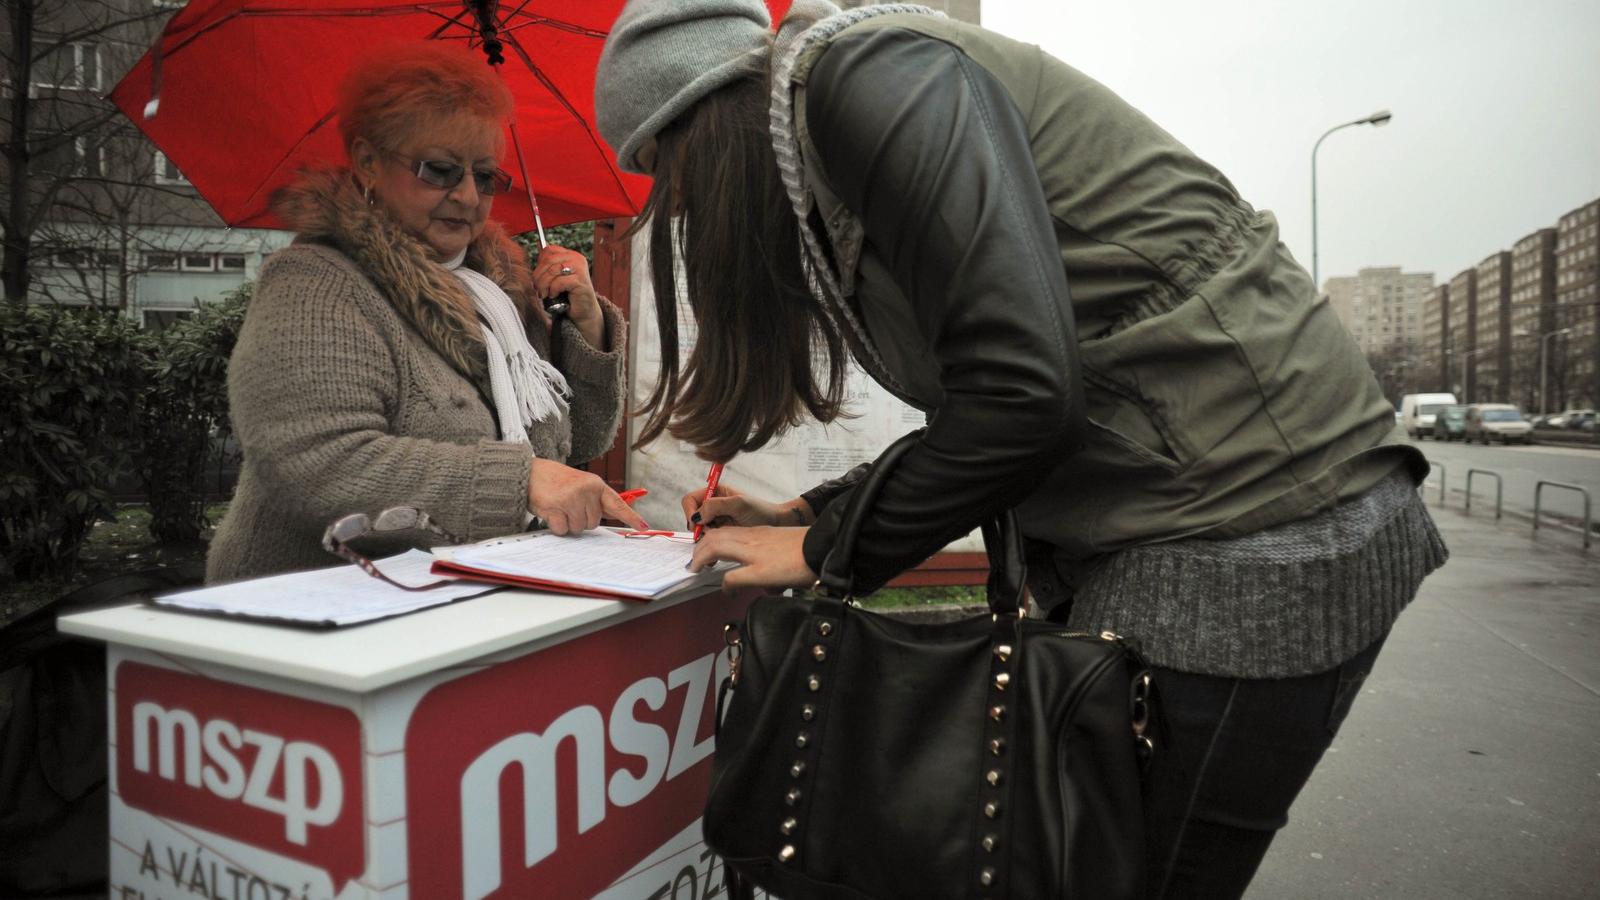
left=622, top=229, right=982, bottom=555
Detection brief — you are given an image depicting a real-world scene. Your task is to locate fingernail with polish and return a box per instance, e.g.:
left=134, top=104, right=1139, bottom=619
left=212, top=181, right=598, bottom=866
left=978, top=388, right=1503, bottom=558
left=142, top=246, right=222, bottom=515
left=690, top=512, right=702, bottom=524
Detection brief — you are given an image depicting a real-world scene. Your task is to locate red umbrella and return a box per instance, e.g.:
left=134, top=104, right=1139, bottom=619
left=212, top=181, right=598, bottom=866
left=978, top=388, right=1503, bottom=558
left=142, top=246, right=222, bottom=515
left=109, top=0, right=667, bottom=236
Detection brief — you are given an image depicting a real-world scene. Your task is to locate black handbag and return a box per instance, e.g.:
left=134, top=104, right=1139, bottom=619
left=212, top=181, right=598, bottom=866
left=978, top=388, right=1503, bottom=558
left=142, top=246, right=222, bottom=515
left=705, top=431, right=1154, bottom=899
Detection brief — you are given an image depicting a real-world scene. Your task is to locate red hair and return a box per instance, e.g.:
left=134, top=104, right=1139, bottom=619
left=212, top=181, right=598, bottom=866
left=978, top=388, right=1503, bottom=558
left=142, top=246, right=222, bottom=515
left=336, top=42, right=514, bottom=156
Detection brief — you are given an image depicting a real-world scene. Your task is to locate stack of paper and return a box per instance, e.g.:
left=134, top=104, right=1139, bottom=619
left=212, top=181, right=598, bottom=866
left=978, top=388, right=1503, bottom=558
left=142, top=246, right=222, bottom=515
left=154, top=550, right=498, bottom=627
left=432, top=528, right=730, bottom=601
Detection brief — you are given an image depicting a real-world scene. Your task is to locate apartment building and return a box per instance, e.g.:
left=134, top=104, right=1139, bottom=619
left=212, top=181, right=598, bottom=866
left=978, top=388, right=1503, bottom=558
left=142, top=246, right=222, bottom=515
left=1421, top=284, right=1450, bottom=393
left=1335, top=196, right=1596, bottom=410
left=1324, top=266, right=1433, bottom=356
left=1474, top=252, right=1512, bottom=401
left=1554, top=199, right=1600, bottom=409
left=1510, top=228, right=1559, bottom=412
left=1448, top=269, right=1478, bottom=400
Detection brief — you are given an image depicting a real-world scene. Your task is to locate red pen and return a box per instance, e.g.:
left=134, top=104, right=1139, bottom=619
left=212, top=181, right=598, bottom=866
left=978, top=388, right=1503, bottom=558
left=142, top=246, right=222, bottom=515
left=619, top=488, right=648, bottom=504
left=692, top=463, right=724, bottom=541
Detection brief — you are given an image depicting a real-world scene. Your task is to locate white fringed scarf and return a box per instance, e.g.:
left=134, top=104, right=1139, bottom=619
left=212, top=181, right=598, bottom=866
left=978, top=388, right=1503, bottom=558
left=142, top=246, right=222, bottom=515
left=442, top=249, right=570, bottom=444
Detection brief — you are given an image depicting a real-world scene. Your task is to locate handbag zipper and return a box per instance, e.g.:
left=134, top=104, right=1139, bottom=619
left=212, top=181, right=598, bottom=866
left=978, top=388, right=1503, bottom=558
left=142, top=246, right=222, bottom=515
left=1057, top=629, right=1122, bottom=641
left=1054, top=630, right=1156, bottom=758
left=722, top=623, right=743, bottom=686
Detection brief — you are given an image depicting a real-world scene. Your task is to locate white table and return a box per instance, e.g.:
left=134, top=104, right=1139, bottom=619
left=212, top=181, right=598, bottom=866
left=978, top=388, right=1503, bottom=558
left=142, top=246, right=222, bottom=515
left=60, top=583, right=753, bottom=900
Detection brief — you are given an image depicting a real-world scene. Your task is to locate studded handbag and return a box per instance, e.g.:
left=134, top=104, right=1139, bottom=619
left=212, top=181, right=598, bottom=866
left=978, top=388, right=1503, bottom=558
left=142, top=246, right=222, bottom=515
left=704, top=430, right=1154, bottom=899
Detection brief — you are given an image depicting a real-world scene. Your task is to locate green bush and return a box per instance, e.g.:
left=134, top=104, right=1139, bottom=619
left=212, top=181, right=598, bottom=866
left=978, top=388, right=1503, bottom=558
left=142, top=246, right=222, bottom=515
left=134, top=284, right=251, bottom=544
left=514, top=221, right=595, bottom=265
left=0, top=303, right=147, bottom=580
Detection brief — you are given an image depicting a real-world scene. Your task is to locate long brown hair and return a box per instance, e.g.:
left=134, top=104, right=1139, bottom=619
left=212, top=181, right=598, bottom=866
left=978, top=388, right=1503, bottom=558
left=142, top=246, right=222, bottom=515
left=632, top=74, right=848, bottom=462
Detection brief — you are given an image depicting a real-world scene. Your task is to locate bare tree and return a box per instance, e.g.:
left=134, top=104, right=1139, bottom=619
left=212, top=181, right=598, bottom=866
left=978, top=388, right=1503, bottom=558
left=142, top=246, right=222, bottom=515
left=1365, top=339, right=1420, bottom=408
left=2, top=0, right=178, bottom=305
left=31, top=122, right=225, bottom=311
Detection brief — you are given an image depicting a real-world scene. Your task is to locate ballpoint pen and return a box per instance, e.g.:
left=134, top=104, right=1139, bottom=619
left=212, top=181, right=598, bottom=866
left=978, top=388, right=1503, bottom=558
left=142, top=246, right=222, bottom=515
left=692, top=463, right=724, bottom=542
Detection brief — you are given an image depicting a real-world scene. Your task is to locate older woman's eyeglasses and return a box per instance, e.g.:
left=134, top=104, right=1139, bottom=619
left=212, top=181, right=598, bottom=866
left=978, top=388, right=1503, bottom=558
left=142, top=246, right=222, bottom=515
left=391, top=154, right=514, bottom=196
left=321, top=507, right=461, bottom=591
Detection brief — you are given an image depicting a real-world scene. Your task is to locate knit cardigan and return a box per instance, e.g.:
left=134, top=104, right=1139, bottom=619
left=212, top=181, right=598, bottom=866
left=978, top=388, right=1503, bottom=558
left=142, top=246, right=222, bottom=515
left=206, top=171, right=627, bottom=583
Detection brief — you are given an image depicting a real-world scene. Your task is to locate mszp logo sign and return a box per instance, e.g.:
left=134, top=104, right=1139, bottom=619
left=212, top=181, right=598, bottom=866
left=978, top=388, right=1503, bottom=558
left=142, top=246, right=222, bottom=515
left=407, top=592, right=750, bottom=900
left=116, top=662, right=364, bottom=892
left=130, top=701, right=343, bottom=844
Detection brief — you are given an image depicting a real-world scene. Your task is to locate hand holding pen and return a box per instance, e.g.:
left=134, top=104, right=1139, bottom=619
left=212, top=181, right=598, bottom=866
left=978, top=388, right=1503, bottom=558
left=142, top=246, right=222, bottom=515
left=692, top=464, right=723, bottom=541
left=682, top=471, right=817, bottom=538
left=680, top=463, right=821, bottom=586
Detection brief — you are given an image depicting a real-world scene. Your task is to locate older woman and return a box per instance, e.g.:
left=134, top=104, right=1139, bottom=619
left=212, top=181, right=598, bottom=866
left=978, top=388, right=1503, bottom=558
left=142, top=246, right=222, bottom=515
left=207, top=43, right=642, bottom=583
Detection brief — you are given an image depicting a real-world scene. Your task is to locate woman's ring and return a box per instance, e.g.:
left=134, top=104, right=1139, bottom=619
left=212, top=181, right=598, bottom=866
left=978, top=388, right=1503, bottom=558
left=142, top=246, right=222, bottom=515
left=559, top=265, right=573, bottom=276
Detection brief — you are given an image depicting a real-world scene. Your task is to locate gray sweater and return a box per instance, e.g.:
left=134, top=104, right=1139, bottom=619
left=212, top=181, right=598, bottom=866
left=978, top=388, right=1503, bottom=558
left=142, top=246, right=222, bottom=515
left=207, top=173, right=626, bottom=583
left=1054, top=469, right=1447, bottom=677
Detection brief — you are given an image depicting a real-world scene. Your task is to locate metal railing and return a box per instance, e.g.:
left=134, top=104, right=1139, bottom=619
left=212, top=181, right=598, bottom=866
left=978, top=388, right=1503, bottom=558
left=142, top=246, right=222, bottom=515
left=1533, top=481, right=1593, bottom=550
left=1465, top=469, right=1504, bottom=520
left=1423, top=460, right=1446, bottom=505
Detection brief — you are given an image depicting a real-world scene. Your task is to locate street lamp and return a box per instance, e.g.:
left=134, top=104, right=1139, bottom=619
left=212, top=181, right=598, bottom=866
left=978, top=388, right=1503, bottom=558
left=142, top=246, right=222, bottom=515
left=1311, top=109, right=1393, bottom=289
left=1539, top=327, right=1572, bottom=416
left=1458, top=346, right=1490, bottom=403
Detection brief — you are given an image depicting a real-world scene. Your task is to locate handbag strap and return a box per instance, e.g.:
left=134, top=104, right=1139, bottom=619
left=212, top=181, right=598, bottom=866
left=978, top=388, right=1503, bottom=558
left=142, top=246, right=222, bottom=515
left=816, top=428, right=1026, bottom=616
left=980, top=512, right=1027, bottom=615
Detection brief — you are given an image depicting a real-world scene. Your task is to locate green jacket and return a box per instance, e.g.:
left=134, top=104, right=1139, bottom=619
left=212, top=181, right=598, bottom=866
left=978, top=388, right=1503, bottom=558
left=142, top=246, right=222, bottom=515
left=781, top=10, right=1422, bottom=588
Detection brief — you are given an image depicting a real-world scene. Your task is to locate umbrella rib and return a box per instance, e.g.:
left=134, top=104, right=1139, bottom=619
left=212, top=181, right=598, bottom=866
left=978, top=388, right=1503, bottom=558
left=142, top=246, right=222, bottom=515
left=235, top=107, right=340, bottom=216
left=499, top=29, right=636, bottom=216
left=501, top=0, right=537, bottom=25
left=157, top=4, right=604, bottom=61
left=422, top=4, right=477, bottom=40
left=498, top=10, right=608, bottom=40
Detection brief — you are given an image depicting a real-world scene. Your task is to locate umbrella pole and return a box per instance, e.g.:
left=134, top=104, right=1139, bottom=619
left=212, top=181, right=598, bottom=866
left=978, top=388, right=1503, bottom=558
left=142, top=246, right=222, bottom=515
left=508, top=118, right=549, bottom=250
left=508, top=117, right=568, bottom=365
left=475, top=0, right=566, bottom=357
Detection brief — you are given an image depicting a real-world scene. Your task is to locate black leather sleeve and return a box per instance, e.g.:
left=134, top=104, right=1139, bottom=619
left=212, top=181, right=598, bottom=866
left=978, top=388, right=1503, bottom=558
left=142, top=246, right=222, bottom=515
left=799, top=27, right=1087, bottom=592
left=799, top=462, right=872, bottom=521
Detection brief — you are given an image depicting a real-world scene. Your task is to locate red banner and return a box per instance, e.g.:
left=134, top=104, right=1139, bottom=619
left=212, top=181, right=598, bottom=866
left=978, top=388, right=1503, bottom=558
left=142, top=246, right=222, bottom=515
left=115, top=661, right=365, bottom=893
left=405, top=592, right=750, bottom=900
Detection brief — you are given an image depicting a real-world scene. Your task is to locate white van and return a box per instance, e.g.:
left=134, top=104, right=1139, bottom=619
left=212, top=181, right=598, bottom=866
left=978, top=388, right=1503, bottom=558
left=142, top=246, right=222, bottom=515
left=1401, top=392, right=1458, bottom=439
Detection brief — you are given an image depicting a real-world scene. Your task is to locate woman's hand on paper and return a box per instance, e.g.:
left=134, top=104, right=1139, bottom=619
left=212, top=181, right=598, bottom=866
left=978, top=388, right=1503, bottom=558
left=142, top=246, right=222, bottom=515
left=687, top=526, right=816, bottom=589
left=528, top=458, right=648, bottom=534
left=682, top=484, right=815, bottom=531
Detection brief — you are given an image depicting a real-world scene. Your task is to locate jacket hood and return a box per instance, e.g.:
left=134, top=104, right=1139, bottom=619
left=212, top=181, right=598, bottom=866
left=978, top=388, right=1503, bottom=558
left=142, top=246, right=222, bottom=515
left=270, top=167, right=541, bottom=381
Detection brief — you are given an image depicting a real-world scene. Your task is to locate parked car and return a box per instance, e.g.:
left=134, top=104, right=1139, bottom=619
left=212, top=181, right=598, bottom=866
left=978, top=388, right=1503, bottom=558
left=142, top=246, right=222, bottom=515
left=1401, top=392, right=1457, bottom=439
left=1542, top=408, right=1595, bottom=429
left=1431, top=405, right=1468, bottom=441
left=1464, top=403, right=1533, bottom=444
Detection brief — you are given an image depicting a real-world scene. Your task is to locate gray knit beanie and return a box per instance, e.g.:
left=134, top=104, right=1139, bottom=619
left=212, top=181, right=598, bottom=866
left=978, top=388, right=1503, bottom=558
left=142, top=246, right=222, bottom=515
left=595, top=0, right=774, bottom=174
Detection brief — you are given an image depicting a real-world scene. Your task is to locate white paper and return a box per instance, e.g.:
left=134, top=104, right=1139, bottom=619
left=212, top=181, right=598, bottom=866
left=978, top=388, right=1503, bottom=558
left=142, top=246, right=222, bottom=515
left=154, top=550, right=497, bottom=626
left=439, top=528, right=730, bottom=599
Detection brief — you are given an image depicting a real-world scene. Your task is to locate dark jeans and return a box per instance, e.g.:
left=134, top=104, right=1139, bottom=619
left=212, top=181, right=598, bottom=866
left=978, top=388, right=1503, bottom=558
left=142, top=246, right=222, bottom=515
left=1138, top=635, right=1390, bottom=899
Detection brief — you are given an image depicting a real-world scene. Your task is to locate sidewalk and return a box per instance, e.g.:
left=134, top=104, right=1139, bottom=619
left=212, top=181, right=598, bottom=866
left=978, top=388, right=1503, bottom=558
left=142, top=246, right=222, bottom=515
left=1246, top=498, right=1600, bottom=899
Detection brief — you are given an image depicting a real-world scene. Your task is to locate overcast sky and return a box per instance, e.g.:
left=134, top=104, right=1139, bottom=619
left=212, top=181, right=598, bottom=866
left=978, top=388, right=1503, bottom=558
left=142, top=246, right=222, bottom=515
left=983, top=0, right=1600, bottom=288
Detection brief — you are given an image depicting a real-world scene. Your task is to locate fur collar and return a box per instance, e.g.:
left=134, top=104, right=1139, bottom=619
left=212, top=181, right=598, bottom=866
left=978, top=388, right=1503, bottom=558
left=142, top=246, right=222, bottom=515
left=271, top=168, right=543, bottom=381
